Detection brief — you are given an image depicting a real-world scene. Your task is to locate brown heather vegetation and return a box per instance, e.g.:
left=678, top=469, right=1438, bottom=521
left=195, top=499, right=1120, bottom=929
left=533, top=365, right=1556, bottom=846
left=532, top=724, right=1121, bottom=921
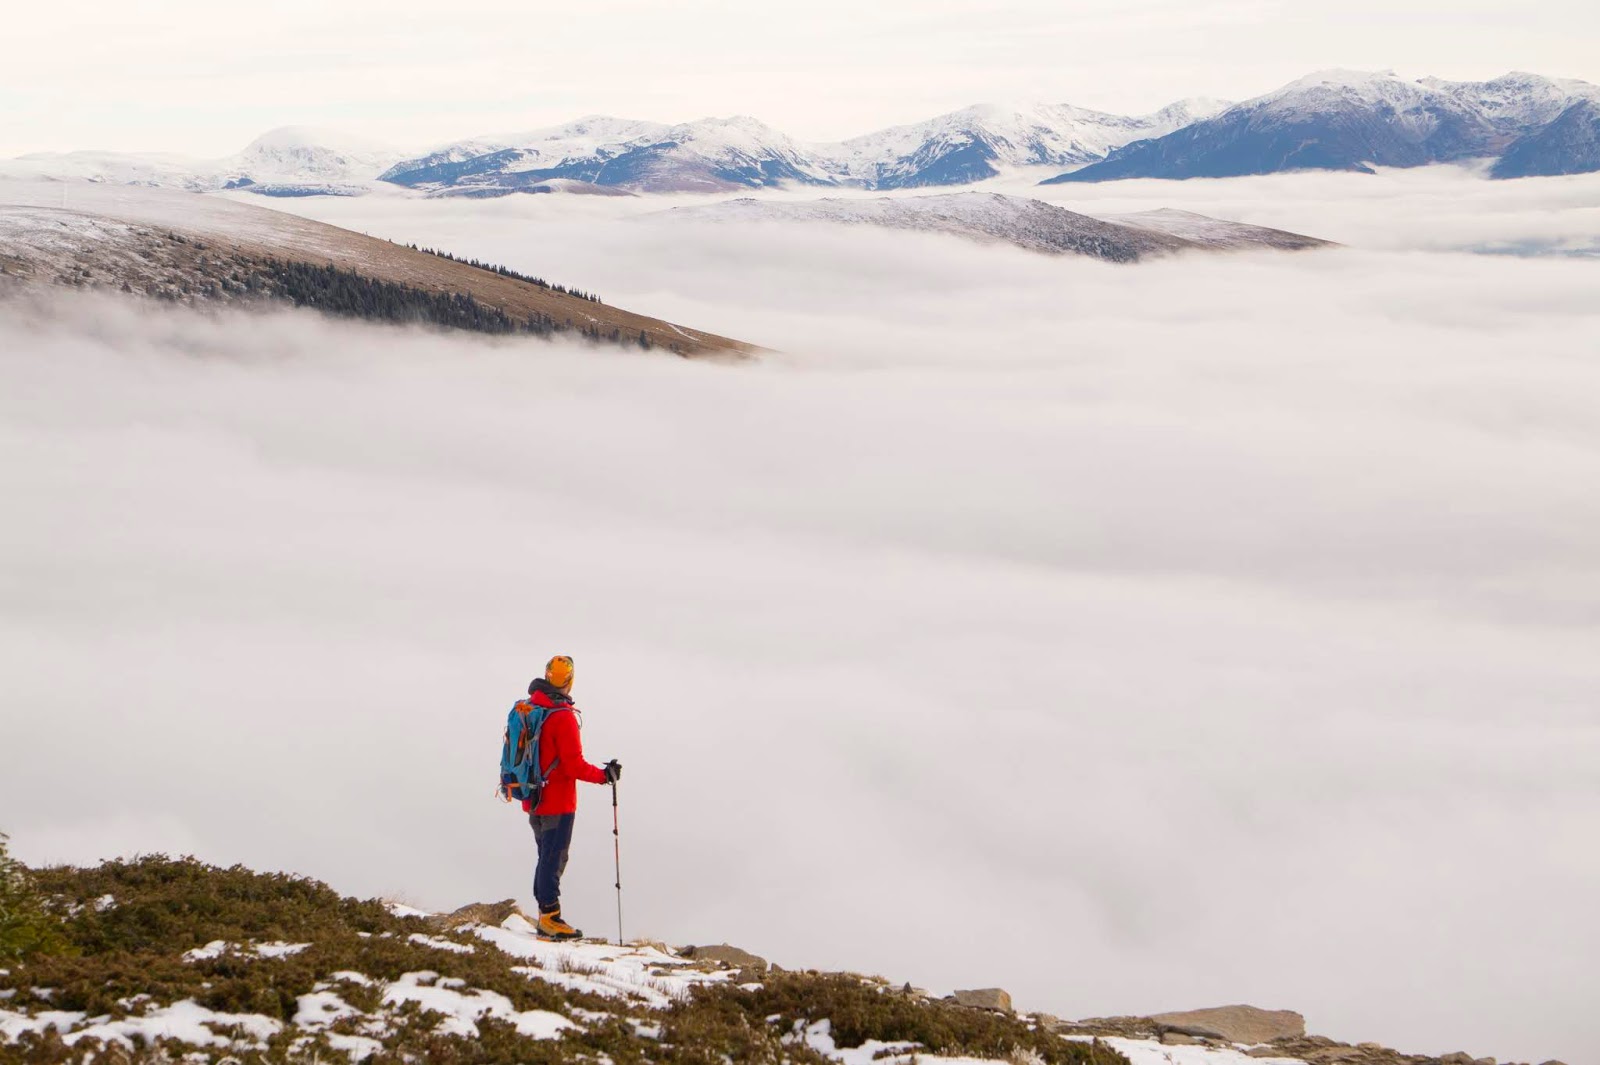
left=0, top=852, right=1130, bottom=1065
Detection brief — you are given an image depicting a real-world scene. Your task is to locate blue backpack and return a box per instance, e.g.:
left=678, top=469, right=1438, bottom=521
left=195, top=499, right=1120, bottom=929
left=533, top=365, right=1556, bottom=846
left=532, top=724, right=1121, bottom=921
left=498, top=698, right=562, bottom=805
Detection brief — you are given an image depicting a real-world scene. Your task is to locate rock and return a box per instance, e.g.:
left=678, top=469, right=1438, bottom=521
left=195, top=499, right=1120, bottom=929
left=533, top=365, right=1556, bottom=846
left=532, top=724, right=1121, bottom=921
left=1148, top=1005, right=1306, bottom=1045
left=680, top=943, right=768, bottom=971
left=1162, top=1031, right=1204, bottom=1045
left=1068, top=1015, right=1161, bottom=1039
left=427, top=899, right=523, bottom=931
left=953, top=988, right=1013, bottom=1012
left=1439, top=1054, right=1475, bottom=1065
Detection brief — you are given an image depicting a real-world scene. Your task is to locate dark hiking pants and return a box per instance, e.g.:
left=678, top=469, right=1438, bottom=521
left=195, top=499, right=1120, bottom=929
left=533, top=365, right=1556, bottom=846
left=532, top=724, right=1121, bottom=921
left=530, top=812, right=575, bottom=913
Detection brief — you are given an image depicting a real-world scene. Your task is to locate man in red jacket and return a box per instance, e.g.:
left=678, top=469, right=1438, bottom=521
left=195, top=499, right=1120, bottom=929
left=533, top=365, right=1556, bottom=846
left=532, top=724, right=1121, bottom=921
left=523, top=655, right=620, bottom=941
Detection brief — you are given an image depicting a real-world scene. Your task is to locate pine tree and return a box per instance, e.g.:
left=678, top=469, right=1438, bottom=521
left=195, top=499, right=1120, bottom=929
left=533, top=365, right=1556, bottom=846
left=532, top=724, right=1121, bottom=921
left=0, top=832, right=73, bottom=963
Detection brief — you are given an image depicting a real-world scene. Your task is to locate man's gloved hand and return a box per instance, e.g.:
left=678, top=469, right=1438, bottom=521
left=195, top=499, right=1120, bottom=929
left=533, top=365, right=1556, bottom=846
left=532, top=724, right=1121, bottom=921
left=603, top=759, right=622, bottom=784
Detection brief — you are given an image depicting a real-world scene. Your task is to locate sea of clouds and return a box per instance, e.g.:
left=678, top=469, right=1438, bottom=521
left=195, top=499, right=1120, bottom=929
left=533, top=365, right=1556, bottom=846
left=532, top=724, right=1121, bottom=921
left=3, top=168, right=1598, bottom=1064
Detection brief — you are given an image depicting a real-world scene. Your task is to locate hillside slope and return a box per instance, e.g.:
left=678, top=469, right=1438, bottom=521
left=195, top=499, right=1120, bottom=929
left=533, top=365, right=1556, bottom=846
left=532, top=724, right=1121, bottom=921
left=1491, top=100, right=1600, bottom=178
left=0, top=180, right=755, bottom=358
left=1105, top=209, right=1334, bottom=250
left=0, top=854, right=1549, bottom=1065
left=0, top=855, right=1126, bottom=1065
left=665, top=194, right=1332, bottom=262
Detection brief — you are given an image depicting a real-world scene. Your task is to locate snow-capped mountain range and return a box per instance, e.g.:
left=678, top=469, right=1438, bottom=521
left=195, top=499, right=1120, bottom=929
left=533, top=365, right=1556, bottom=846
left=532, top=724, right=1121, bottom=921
left=6, top=70, right=1599, bottom=197
left=5, top=126, right=406, bottom=197
left=820, top=99, right=1227, bottom=188
left=375, top=99, right=1230, bottom=195
left=1049, top=69, right=1600, bottom=183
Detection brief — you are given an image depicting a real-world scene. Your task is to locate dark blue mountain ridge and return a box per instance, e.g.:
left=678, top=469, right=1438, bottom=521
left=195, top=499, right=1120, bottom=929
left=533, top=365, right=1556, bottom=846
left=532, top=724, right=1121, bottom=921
left=1491, top=100, right=1600, bottom=178
left=1046, top=70, right=1600, bottom=184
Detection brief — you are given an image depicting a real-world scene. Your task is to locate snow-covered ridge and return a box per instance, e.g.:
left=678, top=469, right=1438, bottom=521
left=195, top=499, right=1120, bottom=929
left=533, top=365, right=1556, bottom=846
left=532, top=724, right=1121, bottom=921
left=7, top=126, right=407, bottom=195
left=1053, top=69, right=1600, bottom=183
left=1421, top=71, right=1600, bottom=129
left=822, top=98, right=1232, bottom=186
left=664, top=193, right=1333, bottom=262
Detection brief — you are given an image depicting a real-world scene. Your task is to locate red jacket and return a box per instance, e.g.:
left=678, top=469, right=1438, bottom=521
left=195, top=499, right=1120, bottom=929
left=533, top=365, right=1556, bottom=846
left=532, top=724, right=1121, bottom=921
left=522, top=688, right=607, bottom=815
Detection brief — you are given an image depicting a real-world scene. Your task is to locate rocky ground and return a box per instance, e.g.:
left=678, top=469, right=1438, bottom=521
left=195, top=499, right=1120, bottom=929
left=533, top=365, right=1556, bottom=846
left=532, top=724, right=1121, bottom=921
left=1040, top=1005, right=1564, bottom=1065
left=0, top=851, right=1574, bottom=1065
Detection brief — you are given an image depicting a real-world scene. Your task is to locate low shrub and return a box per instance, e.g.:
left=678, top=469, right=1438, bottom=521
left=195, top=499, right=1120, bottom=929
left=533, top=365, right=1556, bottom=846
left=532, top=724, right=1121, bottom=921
left=679, top=972, right=1122, bottom=1065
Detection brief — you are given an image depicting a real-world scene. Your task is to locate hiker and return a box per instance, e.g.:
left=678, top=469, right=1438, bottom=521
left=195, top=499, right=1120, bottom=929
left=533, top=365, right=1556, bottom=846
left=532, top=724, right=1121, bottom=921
left=518, top=655, right=620, bottom=941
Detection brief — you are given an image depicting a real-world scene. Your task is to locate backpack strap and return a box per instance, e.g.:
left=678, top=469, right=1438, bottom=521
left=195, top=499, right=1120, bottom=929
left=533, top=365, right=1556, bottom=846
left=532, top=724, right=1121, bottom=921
left=537, top=705, right=576, bottom=777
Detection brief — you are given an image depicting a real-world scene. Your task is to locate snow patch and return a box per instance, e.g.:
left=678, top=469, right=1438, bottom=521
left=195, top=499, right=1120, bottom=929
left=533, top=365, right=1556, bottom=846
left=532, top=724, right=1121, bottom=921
left=1092, top=1036, right=1306, bottom=1065
left=293, top=990, right=359, bottom=1028
left=62, top=1000, right=282, bottom=1050
left=181, top=939, right=310, bottom=962
left=325, top=1032, right=386, bottom=1061
left=0, top=1009, right=86, bottom=1041
left=475, top=916, right=732, bottom=1008
left=381, top=971, right=574, bottom=1040
left=789, top=1017, right=1011, bottom=1065
left=408, top=932, right=474, bottom=954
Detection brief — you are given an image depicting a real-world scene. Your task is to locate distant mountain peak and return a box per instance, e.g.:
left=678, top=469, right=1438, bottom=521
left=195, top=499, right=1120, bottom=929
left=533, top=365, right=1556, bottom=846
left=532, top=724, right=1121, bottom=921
left=239, top=125, right=397, bottom=155
left=1047, top=69, right=1600, bottom=184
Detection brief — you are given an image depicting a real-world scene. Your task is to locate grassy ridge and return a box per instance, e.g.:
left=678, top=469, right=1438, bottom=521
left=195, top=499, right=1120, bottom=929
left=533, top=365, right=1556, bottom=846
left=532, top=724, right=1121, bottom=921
left=1, top=852, right=1128, bottom=1065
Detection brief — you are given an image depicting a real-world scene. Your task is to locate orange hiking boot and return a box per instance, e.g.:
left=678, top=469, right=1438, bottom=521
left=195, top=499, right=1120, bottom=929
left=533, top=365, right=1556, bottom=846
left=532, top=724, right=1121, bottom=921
left=536, top=910, right=581, bottom=941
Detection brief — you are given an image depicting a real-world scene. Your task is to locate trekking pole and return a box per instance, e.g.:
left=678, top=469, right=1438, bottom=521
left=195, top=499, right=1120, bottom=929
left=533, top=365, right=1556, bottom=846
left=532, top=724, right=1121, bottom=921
left=610, top=780, right=624, bottom=947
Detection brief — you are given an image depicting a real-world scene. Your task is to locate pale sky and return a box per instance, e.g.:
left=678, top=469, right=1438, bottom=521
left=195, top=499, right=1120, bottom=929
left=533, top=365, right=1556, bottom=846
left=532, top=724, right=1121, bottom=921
left=9, top=0, right=1600, bottom=157
left=6, top=0, right=1600, bottom=156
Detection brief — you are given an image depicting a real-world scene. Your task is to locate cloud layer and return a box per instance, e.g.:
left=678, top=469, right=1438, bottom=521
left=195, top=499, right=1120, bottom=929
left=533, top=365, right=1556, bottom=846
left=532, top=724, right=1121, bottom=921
left=3, top=182, right=1599, bottom=1064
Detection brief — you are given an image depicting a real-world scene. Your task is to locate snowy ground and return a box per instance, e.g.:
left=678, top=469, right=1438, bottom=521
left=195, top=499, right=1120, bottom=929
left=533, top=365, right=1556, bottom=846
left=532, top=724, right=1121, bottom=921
left=0, top=910, right=1312, bottom=1065
left=0, top=908, right=1312, bottom=1055
left=0, top=915, right=727, bottom=1060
